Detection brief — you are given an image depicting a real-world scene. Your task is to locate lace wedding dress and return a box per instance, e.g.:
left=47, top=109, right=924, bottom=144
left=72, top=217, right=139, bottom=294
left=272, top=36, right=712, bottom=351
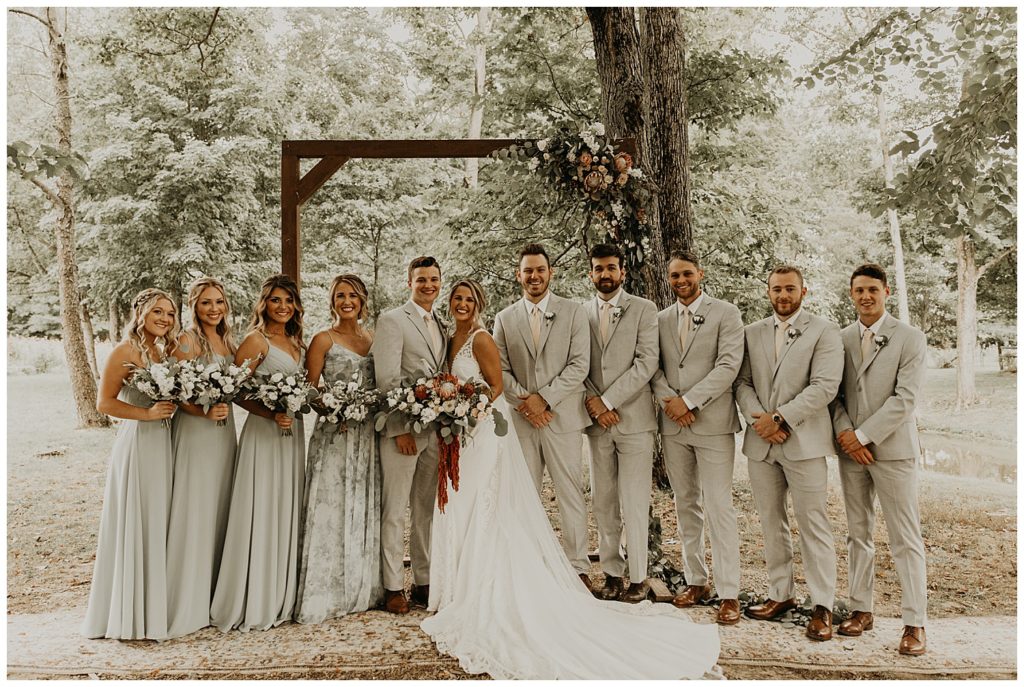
left=421, top=330, right=722, bottom=679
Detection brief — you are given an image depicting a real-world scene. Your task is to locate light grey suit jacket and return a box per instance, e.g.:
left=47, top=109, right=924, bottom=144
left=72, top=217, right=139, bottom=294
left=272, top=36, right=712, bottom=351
left=651, top=295, right=744, bottom=438
left=734, top=310, right=843, bottom=461
left=584, top=291, right=658, bottom=436
left=831, top=315, right=927, bottom=460
left=493, top=292, right=591, bottom=434
left=371, top=301, right=449, bottom=438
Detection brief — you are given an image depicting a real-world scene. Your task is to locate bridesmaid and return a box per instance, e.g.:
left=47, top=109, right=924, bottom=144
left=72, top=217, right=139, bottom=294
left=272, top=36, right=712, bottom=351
left=83, top=288, right=179, bottom=640
left=210, top=274, right=307, bottom=632
left=166, top=277, right=238, bottom=638
left=294, top=274, right=383, bottom=623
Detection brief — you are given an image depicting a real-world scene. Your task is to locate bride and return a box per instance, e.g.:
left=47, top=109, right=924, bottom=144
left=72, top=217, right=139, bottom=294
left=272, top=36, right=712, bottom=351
left=420, top=279, right=721, bottom=680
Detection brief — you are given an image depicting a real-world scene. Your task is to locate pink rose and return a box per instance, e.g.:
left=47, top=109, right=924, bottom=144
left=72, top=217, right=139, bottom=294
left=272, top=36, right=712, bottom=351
left=616, top=173, right=629, bottom=186
left=614, top=152, right=633, bottom=172
left=579, top=151, right=593, bottom=167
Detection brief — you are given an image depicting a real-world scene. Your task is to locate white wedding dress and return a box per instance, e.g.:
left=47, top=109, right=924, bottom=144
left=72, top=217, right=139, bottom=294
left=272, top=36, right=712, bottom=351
left=421, top=330, right=722, bottom=679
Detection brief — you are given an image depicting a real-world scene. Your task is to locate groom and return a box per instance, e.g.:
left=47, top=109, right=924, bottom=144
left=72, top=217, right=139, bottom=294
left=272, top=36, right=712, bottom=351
left=372, top=256, right=448, bottom=614
left=493, top=243, right=594, bottom=588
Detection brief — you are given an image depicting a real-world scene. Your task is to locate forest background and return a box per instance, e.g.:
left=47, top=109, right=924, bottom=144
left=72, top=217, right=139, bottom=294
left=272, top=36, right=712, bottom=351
left=6, top=6, right=1017, bottom=426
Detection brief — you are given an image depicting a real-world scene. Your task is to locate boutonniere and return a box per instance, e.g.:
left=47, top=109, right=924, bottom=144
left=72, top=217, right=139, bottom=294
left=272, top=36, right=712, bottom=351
left=786, top=327, right=802, bottom=343
left=874, top=334, right=889, bottom=349
left=691, top=314, right=706, bottom=328
left=611, top=306, right=623, bottom=323
left=543, top=311, right=555, bottom=325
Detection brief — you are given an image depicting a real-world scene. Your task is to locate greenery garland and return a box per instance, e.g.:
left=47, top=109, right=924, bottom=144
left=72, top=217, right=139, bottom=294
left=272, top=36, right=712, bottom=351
left=494, top=123, right=656, bottom=270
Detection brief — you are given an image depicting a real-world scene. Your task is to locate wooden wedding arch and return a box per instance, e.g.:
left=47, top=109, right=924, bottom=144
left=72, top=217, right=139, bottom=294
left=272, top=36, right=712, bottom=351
left=280, top=138, right=637, bottom=283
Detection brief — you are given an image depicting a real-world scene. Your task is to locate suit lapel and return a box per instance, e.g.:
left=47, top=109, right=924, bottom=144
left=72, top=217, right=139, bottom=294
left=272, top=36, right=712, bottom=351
left=589, top=297, right=604, bottom=351
left=772, top=311, right=808, bottom=379
left=404, top=303, right=436, bottom=366
left=515, top=299, right=537, bottom=359
left=604, top=292, right=629, bottom=346
left=535, top=295, right=555, bottom=357
left=680, top=297, right=712, bottom=362
left=857, top=315, right=897, bottom=379
left=760, top=317, right=775, bottom=377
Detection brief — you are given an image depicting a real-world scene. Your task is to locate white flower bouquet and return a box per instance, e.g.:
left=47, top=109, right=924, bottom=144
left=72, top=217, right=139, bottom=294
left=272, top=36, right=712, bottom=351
left=375, top=372, right=507, bottom=512
left=123, top=359, right=184, bottom=428
left=177, top=358, right=254, bottom=426
left=316, top=373, right=382, bottom=442
left=248, top=370, right=318, bottom=436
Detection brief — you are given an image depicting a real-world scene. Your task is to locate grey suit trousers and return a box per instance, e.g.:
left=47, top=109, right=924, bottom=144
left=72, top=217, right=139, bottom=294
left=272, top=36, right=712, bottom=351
left=379, top=429, right=439, bottom=590
left=663, top=433, right=741, bottom=598
left=515, top=418, right=590, bottom=573
left=587, top=430, right=654, bottom=583
left=747, top=448, right=837, bottom=609
left=839, top=456, right=928, bottom=626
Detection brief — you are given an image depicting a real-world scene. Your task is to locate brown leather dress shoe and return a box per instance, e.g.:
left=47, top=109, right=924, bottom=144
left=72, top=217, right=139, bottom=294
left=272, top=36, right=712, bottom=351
left=598, top=576, right=624, bottom=600
left=716, top=599, right=741, bottom=625
left=838, top=610, right=874, bottom=637
left=410, top=584, right=429, bottom=608
left=805, top=605, right=833, bottom=641
left=898, top=626, right=926, bottom=656
left=671, top=584, right=711, bottom=608
left=384, top=590, right=409, bottom=615
left=620, top=582, right=648, bottom=604
left=579, top=573, right=595, bottom=593
left=744, top=597, right=796, bottom=621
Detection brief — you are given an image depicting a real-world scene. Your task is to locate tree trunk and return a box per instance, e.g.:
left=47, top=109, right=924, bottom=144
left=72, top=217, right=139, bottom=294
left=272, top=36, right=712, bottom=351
left=464, top=7, right=489, bottom=187
left=81, top=297, right=100, bottom=379
left=109, top=299, right=122, bottom=342
left=45, top=8, right=108, bottom=427
left=954, top=234, right=978, bottom=409
left=640, top=7, right=692, bottom=257
left=586, top=7, right=672, bottom=308
left=875, top=91, right=911, bottom=321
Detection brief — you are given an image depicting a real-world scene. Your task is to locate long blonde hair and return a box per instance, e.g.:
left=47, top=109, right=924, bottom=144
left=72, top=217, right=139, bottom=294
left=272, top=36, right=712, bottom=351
left=185, top=276, right=237, bottom=360
left=126, top=288, right=179, bottom=363
left=247, top=274, right=305, bottom=349
left=447, top=279, right=488, bottom=331
left=328, top=273, right=370, bottom=325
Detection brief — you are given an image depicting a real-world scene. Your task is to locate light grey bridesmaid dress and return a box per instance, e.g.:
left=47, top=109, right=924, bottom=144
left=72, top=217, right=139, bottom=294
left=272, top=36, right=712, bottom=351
left=82, top=385, right=173, bottom=640
left=209, top=341, right=306, bottom=632
left=166, top=352, right=238, bottom=638
left=294, top=340, right=383, bottom=623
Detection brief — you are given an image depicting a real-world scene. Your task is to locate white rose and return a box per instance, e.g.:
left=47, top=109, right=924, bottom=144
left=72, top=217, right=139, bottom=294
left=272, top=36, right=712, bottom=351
left=591, top=122, right=605, bottom=136
left=536, top=138, right=548, bottom=152
left=270, top=372, right=283, bottom=383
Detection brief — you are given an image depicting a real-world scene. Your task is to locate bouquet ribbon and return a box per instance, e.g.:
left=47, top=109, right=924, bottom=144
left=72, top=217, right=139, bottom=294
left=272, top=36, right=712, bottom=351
left=436, top=430, right=460, bottom=514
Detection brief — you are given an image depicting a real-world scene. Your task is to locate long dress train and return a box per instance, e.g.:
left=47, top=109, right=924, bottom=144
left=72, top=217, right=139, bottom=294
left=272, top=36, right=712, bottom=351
left=422, top=330, right=721, bottom=679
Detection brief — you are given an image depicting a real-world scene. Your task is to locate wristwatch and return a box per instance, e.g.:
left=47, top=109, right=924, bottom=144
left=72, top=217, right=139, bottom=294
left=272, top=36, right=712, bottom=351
left=771, top=411, right=784, bottom=426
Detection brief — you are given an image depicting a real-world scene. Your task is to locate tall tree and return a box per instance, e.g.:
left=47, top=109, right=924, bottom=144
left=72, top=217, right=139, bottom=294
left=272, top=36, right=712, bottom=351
left=8, top=8, right=108, bottom=427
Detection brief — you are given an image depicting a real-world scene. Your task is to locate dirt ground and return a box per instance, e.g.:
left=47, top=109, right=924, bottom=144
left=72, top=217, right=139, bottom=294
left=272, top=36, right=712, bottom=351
left=6, top=369, right=1018, bottom=679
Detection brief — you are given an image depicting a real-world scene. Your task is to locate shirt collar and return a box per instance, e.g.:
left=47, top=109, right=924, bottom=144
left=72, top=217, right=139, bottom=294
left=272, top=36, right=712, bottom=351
left=597, top=288, right=623, bottom=308
left=774, top=306, right=803, bottom=328
left=523, top=291, right=551, bottom=314
left=677, top=291, right=704, bottom=315
left=858, top=311, right=888, bottom=336
left=409, top=300, right=434, bottom=321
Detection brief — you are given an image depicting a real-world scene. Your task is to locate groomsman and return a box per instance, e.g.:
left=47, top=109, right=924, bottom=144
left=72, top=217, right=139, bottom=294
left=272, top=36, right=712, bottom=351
left=651, top=251, right=745, bottom=625
left=734, top=265, right=843, bottom=641
left=583, top=243, right=659, bottom=603
left=831, top=264, right=928, bottom=655
left=372, top=256, right=448, bottom=614
left=493, top=244, right=594, bottom=588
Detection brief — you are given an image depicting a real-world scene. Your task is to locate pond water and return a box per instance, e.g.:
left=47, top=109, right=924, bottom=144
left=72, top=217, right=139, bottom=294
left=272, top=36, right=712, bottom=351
left=918, top=432, right=1017, bottom=484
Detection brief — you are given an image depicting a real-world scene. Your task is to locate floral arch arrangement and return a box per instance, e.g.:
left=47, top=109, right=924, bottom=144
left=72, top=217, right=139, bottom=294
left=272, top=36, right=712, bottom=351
left=494, top=122, right=656, bottom=271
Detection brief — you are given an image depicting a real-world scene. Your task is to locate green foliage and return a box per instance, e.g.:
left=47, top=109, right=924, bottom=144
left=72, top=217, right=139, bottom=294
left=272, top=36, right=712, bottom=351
left=7, top=142, right=89, bottom=183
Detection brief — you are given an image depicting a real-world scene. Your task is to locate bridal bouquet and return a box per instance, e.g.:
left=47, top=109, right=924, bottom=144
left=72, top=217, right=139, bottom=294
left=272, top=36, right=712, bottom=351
left=176, top=358, right=253, bottom=426
left=316, top=373, right=381, bottom=442
left=123, top=359, right=184, bottom=429
left=375, top=373, right=508, bottom=512
left=247, top=370, right=318, bottom=437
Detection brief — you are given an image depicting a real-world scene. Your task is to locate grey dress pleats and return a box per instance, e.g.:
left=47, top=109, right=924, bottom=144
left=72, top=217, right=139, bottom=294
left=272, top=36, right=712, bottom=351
left=166, top=353, right=238, bottom=638
left=82, top=386, right=173, bottom=640
left=210, top=344, right=306, bottom=632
